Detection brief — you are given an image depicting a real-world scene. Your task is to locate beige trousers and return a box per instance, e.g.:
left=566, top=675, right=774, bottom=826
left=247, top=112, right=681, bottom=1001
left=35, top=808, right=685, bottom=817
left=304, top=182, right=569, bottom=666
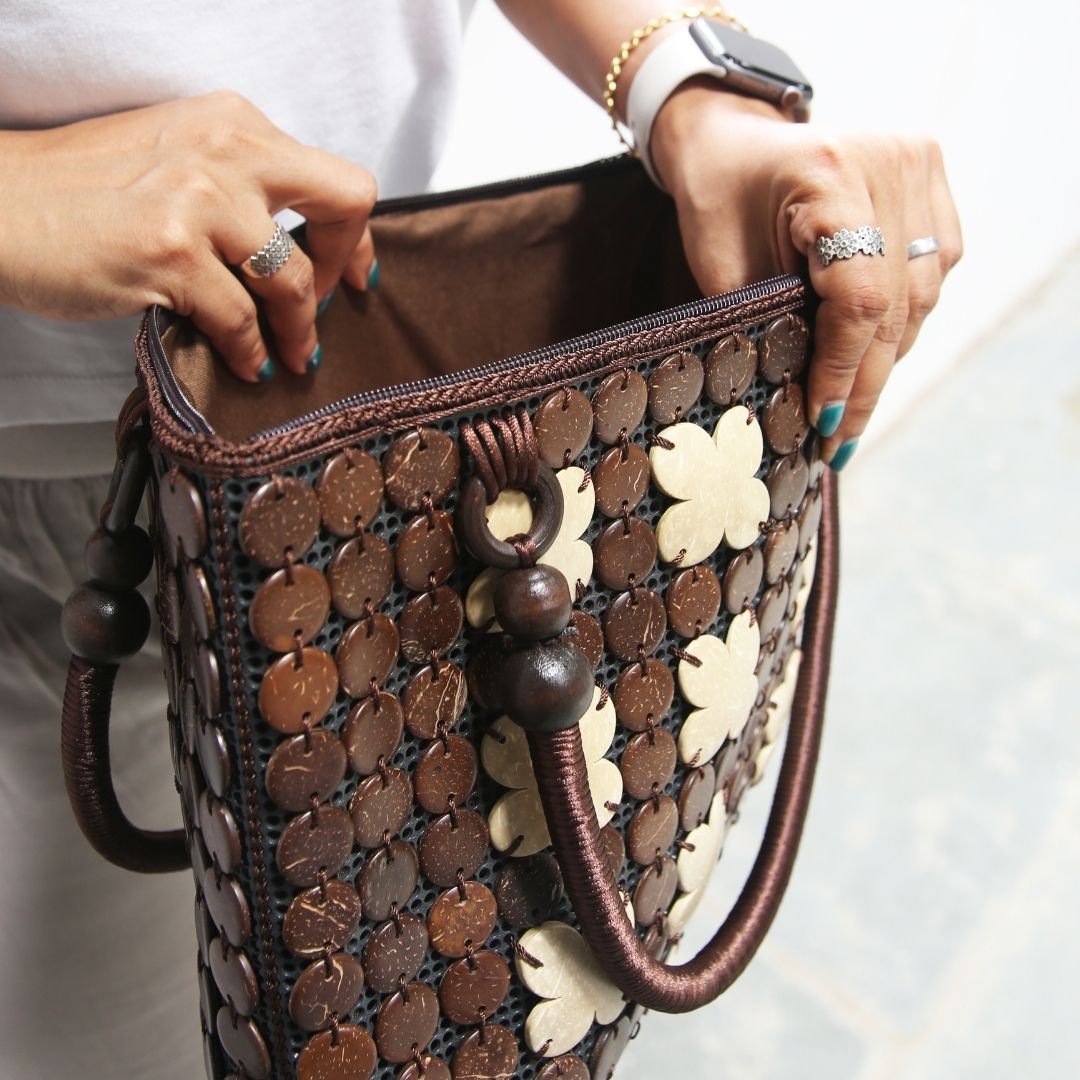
left=0, top=473, right=202, bottom=1079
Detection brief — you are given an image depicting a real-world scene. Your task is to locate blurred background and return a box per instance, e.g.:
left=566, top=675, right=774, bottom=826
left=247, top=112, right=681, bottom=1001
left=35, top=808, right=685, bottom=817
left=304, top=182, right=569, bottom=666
left=435, top=3, right=1080, bottom=1078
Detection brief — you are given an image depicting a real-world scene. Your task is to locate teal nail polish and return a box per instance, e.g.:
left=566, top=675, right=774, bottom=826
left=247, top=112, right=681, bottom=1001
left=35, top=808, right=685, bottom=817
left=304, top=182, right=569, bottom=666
left=828, top=438, right=859, bottom=472
left=306, top=344, right=323, bottom=374
left=256, top=358, right=275, bottom=382
left=816, top=401, right=846, bottom=438
left=367, top=258, right=380, bottom=291
left=316, top=290, right=335, bottom=317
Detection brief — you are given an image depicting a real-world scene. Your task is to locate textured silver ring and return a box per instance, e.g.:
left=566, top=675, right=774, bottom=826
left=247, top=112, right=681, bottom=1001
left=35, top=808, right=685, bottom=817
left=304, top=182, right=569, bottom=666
left=244, top=223, right=295, bottom=278
left=815, top=226, right=885, bottom=267
left=906, top=235, right=941, bottom=260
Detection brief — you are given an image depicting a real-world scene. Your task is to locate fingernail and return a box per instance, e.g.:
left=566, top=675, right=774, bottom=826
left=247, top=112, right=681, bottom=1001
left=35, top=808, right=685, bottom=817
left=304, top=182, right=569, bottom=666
left=367, top=258, right=380, bottom=291
left=256, top=358, right=275, bottom=382
left=827, top=438, right=859, bottom=472
left=306, top=344, right=323, bottom=374
left=316, top=290, right=335, bottom=317
left=815, top=400, right=846, bottom=438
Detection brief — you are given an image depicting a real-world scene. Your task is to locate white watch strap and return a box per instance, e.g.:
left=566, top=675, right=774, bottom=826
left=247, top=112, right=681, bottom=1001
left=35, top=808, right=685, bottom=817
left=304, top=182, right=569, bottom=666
left=626, top=26, right=722, bottom=192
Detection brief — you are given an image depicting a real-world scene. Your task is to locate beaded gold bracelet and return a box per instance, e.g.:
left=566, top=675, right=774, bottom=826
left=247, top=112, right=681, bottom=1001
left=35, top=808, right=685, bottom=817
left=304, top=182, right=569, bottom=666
left=603, top=5, right=748, bottom=156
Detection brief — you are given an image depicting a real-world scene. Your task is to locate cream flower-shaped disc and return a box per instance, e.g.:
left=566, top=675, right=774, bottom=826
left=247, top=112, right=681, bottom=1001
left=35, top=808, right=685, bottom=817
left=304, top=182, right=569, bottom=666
left=648, top=407, right=769, bottom=565
left=676, top=609, right=760, bottom=765
left=465, top=466, right=594, bottom=629
left=481, top=685, right=622, bottom=857
left=516, top=919, right=627, bottom=1056
left=666, top=790, right=729, bottom=933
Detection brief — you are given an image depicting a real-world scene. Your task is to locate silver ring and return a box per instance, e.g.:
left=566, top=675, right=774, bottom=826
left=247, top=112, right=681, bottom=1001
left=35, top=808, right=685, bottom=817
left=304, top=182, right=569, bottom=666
left=244, top=223, right=295, bottom=278
left=906, top=235, right=941, bottom=260
left=815, top=227, right=885, bottom=267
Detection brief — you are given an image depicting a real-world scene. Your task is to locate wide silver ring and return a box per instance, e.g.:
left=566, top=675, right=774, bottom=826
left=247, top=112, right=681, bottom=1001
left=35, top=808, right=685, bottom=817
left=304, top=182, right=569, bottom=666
left=244, top=223, right=295, bottom=278
left=906, top=235, right=941, bottom=260
left=815, top=227, right=885, bottom=267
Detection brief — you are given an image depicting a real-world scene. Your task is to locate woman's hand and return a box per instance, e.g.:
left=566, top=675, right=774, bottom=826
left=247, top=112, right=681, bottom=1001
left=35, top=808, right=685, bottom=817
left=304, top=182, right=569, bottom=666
left=651, top=83, right=963, bottom=469
left=0, top=90, right=378, bottom=382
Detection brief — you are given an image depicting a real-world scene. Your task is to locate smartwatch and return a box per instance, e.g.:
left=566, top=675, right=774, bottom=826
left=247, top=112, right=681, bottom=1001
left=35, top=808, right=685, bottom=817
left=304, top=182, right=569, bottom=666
left=626, top=18, right=813, bottom=190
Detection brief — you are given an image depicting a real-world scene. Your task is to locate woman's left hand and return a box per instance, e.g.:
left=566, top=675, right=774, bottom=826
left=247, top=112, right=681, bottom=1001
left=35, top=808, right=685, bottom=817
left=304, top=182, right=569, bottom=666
left=650, top=82, right=963, bottom=469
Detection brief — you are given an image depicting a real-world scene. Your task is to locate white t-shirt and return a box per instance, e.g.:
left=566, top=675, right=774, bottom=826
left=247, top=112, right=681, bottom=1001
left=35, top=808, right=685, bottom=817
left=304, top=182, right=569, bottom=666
left=0, top=0, right=475, bottom=475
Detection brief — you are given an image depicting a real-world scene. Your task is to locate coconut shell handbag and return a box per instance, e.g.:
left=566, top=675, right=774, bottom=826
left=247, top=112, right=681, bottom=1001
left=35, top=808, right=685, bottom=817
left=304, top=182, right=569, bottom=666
left=60, top=155, right=838, bottom=1080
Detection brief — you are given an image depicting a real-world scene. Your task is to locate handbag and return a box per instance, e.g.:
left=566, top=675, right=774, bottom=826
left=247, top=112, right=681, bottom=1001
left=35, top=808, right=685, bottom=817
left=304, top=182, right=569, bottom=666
left=60, top=154, right=838, bottom=1080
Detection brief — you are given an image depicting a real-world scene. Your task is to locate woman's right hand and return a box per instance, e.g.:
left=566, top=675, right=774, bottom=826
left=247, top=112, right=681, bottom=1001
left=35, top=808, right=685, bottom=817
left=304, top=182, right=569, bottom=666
left=0, top=90, right=378, bottom=381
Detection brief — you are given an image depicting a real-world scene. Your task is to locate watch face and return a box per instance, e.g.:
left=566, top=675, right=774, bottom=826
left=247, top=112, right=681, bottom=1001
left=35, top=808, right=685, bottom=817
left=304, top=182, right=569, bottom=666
left=692, top=19, right=811, bottom=90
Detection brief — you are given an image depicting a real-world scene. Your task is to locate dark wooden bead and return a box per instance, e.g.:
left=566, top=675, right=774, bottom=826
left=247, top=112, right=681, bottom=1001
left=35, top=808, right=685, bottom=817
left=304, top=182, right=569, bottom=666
left=493, top=565, right=572, bottom=642
left=498, top=639, right=594, bottom=732
left=84, top=525, right=154, bottom=590
left=61, top=582, right=151, bottom=663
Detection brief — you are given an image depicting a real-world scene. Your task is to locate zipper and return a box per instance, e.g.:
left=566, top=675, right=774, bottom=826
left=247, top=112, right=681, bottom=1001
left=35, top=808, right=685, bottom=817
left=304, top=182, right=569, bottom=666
left=254, top=273, right=803, bottom=440
left=144, top=155, right=804, bottom=441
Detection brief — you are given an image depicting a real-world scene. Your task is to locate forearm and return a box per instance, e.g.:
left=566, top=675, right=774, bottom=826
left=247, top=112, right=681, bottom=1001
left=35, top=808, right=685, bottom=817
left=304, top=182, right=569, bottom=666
left=495, top=0, right=692, bottom=120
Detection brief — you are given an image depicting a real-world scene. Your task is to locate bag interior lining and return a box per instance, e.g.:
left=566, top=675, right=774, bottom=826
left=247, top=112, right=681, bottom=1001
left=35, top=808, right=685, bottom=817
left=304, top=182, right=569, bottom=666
left=163, top=162, right=699, bottom=443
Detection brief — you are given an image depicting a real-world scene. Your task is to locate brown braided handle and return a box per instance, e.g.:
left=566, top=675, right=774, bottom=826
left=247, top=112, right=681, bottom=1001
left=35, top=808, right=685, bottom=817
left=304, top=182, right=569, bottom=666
left=60, top=388, right=188, bottom=874
left=61, top=657, right=188, bottom=872
left=524, top=469, right=840, bottom=1013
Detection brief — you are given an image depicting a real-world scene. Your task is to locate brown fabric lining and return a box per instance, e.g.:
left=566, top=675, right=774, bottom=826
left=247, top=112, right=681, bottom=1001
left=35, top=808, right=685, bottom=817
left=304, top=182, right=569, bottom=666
left=165, top=163, right=698, bottom=444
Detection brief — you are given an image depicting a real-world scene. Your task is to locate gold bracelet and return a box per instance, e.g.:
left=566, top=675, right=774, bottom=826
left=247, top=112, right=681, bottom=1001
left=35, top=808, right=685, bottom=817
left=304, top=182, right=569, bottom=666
left=603, top=5, right=748, bottom=156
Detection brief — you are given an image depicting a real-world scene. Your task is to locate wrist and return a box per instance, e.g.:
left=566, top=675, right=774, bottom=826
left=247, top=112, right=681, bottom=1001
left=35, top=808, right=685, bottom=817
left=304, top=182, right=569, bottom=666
left=650, top=78, right=786, bottom=194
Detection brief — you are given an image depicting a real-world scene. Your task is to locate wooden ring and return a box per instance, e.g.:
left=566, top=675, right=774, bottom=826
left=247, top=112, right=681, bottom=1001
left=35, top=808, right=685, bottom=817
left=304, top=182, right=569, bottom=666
left=457, top=462, right=563, bottom=570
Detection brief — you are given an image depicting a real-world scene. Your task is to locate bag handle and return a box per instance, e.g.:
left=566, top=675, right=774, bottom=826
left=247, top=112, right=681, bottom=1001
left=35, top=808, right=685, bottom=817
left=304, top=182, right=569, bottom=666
left=60, top=390, right=188, bottom=873
left=458, top=407, right=839, bottom=1012
left=524, top=469, right=838, bottom=1012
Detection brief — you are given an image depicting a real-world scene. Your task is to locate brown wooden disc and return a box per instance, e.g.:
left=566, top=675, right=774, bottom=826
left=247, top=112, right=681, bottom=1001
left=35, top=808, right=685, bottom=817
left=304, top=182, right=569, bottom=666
left=593, top=517, right=657, bottom=591
left=648, top=351, right=704, bottom=423
left=289, top=952, right=365, bottom=1032
left=612, top=658, right=674, bottom=732
left=626, top=795, right=679, bottom=865
left=383, top=428, right=460, bottom=510
left=317, top=449, right=383, bottom=537
left=603, top=589, right=666, bottom=662
left=414, top=734, right=477, bottom=814
left=399, top=587, right=463, bottom=664
left=403, top=661, right=467, bottom=739
left=534, top=389, right=593, bottom=468
left=336, top=613, right=399, bottom=698
left=348, top=767, right=413, bottom=848
left=276, top=806, right=355, bottom=886
left=258, top=648, right=339, bottom=734
left=704, top=332, right=757, bottom=404
left=297, top=1025, right=377, bottom=1080
left=592, top=444, right=650, bottom=518
left=428, top=881, right=498, bottom=957
left=239, top=477, right=320, bottom=568
left=249, top=565, right=331, bottom=652
left=418, top=810, right=488, bottom=886
left=283, top=880, right=362, bottom=958
left=759, top=313, right=809, bottom=383
left=665, top=564, right=722, bottom=639
left=438, top=950, right=511, bottom=1025
left=342, top=692, right=404, bottom=776
left=374, top=982, right=440, bottom=1063
left=265, top=730, right=347, bottom=812
left=620, top=728, right=677, bottom=800
left=362, top=913, right=429, bottom=994
left=451, top=1024, right=519, bottom=1080
left=395, top=511, right=457, bottom=592
left=591, top=369, right=648, bottom=445
left=358, top=840, right=419, bottom=922
left=327, top=531, right=394, bottom=619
